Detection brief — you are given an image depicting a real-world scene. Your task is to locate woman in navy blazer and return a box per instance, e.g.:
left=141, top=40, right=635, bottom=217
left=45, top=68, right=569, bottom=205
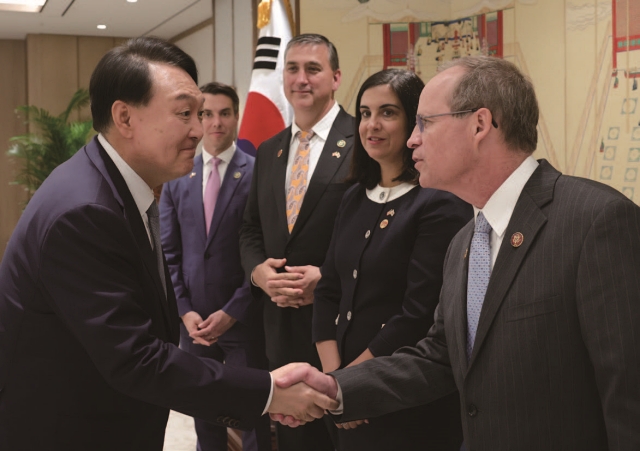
left=312, top=69, right=471, bottom=450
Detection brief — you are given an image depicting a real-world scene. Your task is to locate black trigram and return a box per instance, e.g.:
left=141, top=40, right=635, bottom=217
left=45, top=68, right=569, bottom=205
left=253, top=36, right=281, bottom=70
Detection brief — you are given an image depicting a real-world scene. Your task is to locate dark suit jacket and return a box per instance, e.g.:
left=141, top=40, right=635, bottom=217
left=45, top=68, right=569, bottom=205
left=334, top=160, right=640, bottom=451
left=313, top=184, right=470, bottom=450
left=0, top=137, right=270, bottom=451
left=160, top=148, right=262, bottom=341
left=240, top=107, right=355, bottom=368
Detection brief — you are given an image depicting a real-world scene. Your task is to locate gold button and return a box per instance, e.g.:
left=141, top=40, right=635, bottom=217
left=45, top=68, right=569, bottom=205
left=353, top=269, right=357, bottom=279
left=365, top=230, right=370, bottom=239
left=347, top=311, right=352, bottom=321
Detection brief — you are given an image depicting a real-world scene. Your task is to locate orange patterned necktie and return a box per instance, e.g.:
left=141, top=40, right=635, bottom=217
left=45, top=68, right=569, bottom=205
left=286, top=130, right=313, bottom=232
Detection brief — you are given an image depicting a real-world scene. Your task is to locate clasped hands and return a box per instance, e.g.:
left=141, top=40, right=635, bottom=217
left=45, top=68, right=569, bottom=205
left=252, top=258, right=321, bottom=308
left=267, top=363, right=369, bottom=430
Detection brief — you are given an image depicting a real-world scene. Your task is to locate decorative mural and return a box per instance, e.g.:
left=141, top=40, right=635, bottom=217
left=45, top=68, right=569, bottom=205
left=305, top=0, right=640, bottom=205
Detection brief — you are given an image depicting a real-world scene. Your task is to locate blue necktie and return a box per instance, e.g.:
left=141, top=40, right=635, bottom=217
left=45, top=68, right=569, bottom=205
left=467, top=212, right=492, bottom=360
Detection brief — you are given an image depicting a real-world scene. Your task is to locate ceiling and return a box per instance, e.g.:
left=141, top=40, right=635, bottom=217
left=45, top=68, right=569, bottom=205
left=0, top=0, right=213, bottom=40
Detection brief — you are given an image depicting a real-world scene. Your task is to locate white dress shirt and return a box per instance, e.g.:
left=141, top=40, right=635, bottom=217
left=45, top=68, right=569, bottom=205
left=202, top=142, right=236, bottom=198
left=97, top=134, right=156, bottom=247
left=285, top=100, right=341, bottom=192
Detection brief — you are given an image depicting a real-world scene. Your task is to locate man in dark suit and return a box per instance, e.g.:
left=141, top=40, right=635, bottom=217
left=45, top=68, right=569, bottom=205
left=160, top=82, right=270, bottom=451
left=273, top=56, right=640, bottom=450
left=240, top=33, right=355, bottom=451
left=0, top=37, right=336, bottom=451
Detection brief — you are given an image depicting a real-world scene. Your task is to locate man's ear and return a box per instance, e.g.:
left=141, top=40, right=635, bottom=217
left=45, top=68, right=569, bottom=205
left=472, top=107, right=493, bottom=142
left=111, top=100, right=134, bottom=139
left=332, top=68, right=342, bottom=91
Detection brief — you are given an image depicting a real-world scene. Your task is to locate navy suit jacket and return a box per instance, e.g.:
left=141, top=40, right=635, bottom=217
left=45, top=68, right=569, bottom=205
left=160, top=148, right=262, bottom=340
left=0, top=137, right=270, bottom=451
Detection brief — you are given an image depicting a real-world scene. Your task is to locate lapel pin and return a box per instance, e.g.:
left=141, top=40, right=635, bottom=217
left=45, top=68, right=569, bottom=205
left=233, top=171, right=241, bottom=179
left=511, top=232, right=524, bottom=248
left=386, top=209, right=395, bottom=217
left=464, top=248, right=468, bottom=259
left=277, top=149, right=283, bottom=158
left=337, top=139, right=346, bottom=148
left=332, top=151, right=341, bottom=158
left=380, top=219, right=389, bottom=229
left=189, top=172, right=196, bottom=178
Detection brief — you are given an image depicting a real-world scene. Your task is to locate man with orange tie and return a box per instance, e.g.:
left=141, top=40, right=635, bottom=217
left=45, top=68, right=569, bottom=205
left=240, top=33, right=355, bottom=451
left=160, top=82, right=270, bottom=451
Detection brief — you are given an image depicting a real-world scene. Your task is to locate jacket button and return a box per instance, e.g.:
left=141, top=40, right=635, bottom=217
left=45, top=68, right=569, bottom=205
left=347, top=311, right=352, bottom=321
left=353, top=269, right=358, bottom=279
left=467, top=404, right=478, bottom=417
left=364, top=230, right=370, bottom=239
left=285, top=248, right=291, bottom=256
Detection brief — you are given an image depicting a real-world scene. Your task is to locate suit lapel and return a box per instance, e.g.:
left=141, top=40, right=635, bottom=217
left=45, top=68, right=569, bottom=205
left=206, top=149, right=246, bottom=247
left=468, top=161, right=560, bottom=366
left=288, top=109, right=354, bottom=241
left=271, top=129, right=293, bottom=237
left=86, top=138, right=176, bottom=336
left=189, top=156, right=207, bottom=243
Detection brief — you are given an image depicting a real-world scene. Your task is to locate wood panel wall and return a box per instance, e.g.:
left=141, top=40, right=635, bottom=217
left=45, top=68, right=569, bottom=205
left=0, top=40, right=27, bottom=260
left=0, top=35, right=127, bottom=261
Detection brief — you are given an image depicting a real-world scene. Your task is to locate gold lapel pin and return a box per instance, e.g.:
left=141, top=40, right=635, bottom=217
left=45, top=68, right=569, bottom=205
left=380, top=219, right=389, bottom=229
left=386, top=209, right=395, bottom=217
left=511, top=232, right=524, bottom=248
left=277, top=149, right=283, bottom=158
left=337, top=139, right=346, bottom=148
left=233, top=171, right=241, bottom=179
left=189, top=172, right=196, bottom=178
left=332, top=151, right=341, bottom=158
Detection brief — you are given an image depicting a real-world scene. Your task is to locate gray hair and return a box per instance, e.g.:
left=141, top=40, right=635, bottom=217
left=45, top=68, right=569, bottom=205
left=439, top=56, right=538, bottom=154
left=285, top=33, right=339, bottom=71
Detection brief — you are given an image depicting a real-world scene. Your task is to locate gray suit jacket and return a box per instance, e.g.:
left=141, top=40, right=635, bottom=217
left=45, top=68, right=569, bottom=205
left=334, top=160, right=640, bottom=451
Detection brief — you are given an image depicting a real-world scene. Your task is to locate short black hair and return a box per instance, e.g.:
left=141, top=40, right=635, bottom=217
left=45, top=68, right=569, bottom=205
left=200, top=82, right=240, bottom=115
left=285, top=33, right=339, bottom=71
left=346, top=69, right=425, bottom=189
left=90, top=36, right=198, bottom=133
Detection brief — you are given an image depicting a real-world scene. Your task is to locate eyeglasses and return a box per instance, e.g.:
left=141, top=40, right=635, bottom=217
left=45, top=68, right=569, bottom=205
left=415, top=108, right=498, bottom=133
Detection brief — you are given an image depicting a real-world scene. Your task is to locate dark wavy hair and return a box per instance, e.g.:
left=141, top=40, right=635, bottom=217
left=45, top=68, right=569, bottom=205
left=346, top=69, right=425, bottom=189
left=90, top=36, right=198, bottom=133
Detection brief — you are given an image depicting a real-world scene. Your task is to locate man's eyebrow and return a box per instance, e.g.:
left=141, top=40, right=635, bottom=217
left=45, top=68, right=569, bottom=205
left=175, top=93, right=198, bottom=102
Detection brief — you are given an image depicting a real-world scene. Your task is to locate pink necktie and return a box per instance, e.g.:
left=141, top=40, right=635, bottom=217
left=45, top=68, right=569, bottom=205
left=204, top=157, right=221, bottom=235
left=286, top=131, right=313, bottom=233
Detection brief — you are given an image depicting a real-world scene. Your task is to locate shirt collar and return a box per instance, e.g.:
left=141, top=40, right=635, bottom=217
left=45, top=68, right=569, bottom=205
left=203, top=141, right=236, bottom=166
left=291, top=100, right=340, bottom=141
left=97, top=133, right=155, bottom=216
left=366, top=182, right=417, bottom=204
left=474, top=156, right=539, bottom=238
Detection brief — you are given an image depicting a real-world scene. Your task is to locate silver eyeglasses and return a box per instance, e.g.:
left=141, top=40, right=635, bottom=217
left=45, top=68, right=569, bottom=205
left=416, top=108, right=498, bottom=133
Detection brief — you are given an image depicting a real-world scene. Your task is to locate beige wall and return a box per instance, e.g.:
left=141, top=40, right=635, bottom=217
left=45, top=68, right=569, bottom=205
left=0, top=35, right=125, bottom=261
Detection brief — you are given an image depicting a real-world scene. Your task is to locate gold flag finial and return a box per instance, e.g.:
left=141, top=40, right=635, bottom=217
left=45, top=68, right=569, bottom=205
left=257, top=0, right=272, bottom=29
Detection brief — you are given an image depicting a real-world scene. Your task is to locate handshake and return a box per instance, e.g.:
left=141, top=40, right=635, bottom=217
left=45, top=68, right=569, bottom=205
left=266, top=362, right=338, bottom=427
left=266, top=363, right=368, bottom=430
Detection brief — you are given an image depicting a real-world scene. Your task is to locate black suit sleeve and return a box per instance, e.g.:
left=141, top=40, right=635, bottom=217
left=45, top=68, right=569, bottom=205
left=575, top=197, right=640, bottom=448
left=39, top=204, right=270, bottom=429
left=240, top=145, right=267, bottom=294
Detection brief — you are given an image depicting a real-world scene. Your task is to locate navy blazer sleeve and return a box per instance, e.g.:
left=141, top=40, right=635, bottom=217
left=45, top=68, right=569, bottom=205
left=39, top=204, right=270, bottom=427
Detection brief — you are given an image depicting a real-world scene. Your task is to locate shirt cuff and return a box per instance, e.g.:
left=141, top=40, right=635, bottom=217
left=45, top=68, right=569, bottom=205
left=262, top=373, right=274, bottom=415
left=328, top=378, right=344, bottom=415
left=250, top=267, right=259, bottom=287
